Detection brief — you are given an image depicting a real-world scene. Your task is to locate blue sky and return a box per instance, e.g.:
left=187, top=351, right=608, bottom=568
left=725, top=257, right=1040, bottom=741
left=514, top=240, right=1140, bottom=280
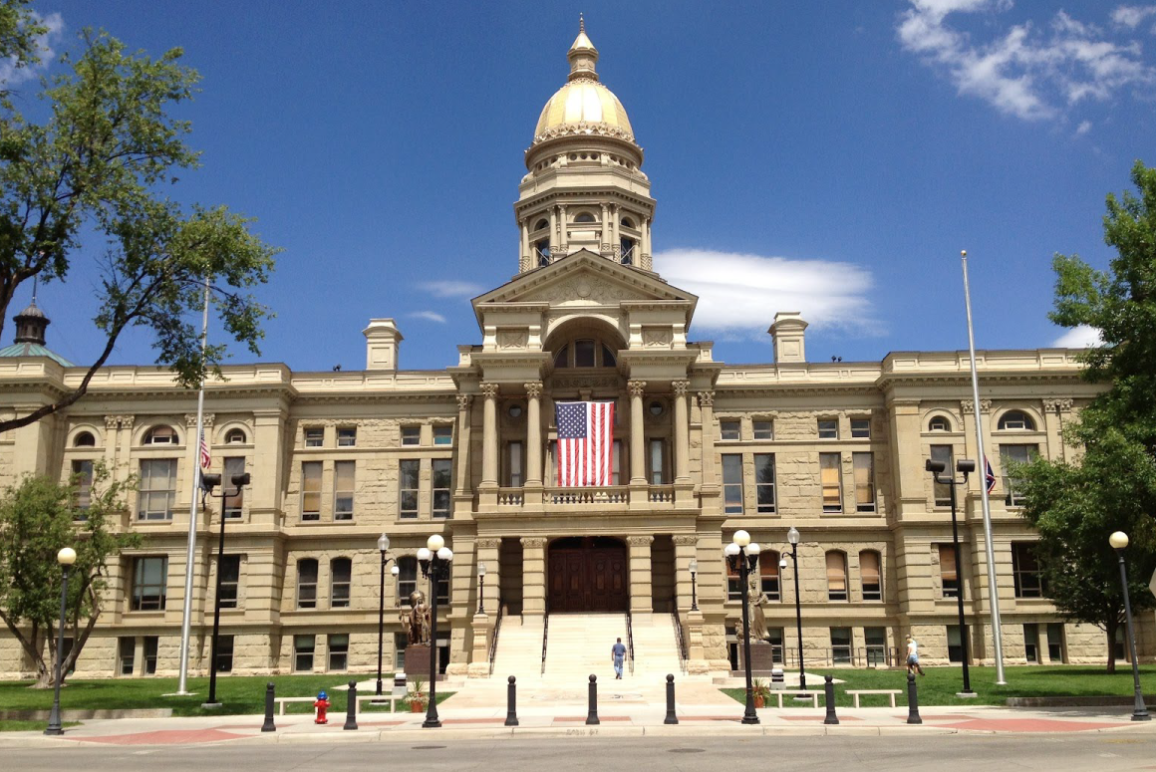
left=6, top=1, right=1156, bottom=371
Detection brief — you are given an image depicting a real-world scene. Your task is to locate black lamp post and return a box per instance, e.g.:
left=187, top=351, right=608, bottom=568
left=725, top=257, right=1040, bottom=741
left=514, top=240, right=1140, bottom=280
left=200, top=471, right=251, bottom=709
left=376, top=533, right=397, bottom=697
left=725, top=530, right=762, bottom=725
left=1109, top=531, right=1151, bottom=721
left=787, top=526, right=806, bottom=692
left=689, top=559, right=699, bottom=611
left=925, top=457, right=976, bottom=696
left=477, top=562, right=487, bottom=614
left=419, top=535, right=453, bottom=728
left=44, top=546, right=76, bottom=736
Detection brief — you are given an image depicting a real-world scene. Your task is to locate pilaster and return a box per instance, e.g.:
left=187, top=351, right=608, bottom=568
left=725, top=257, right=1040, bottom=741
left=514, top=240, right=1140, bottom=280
left=628, top=535, right=654, bottom=616
left=521, top=537, right=547, bottom=616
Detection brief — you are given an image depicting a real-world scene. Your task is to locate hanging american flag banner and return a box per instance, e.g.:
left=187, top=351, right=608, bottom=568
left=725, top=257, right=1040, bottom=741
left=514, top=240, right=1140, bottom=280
left=555, top=401, right=615, bottom=487
left=199, top=430, right=212, bottom=469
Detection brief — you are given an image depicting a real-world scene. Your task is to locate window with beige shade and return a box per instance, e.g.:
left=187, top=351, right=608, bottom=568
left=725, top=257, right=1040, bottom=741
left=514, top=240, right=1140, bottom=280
left=826, top=551, right=848, bottom=601
left=859, top=550, right=882, bottom=600
left=820, top=453, right=842, bottom=512
left=853, top=452, right=875, bottom=512
left=938, top=544, right=959, bottom=597
left=301, top=462, right=322, bottom=521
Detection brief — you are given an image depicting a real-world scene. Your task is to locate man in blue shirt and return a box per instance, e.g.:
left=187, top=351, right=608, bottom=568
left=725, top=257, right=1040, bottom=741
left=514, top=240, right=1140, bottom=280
left=611, top=637, right=627, bottom=679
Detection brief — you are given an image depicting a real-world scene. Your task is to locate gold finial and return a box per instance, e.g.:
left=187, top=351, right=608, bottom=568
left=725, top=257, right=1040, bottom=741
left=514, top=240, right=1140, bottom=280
left=579, top=13, right=584, bottom=33
left=961, top=250, right=967, bottom=257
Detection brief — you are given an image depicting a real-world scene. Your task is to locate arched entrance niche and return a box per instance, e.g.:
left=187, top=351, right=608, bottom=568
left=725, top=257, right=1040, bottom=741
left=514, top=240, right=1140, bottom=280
left=547, top=536, right=628, bottom=612
left=543, top=317, right=626, bottom=373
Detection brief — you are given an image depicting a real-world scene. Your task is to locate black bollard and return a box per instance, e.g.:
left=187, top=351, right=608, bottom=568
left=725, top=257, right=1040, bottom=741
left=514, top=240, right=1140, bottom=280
left=664, top=674, right=679, bottom=725
left=505, top=675, right=519, bottom=727
left=906, top=672, right=922, bottom=725
left=344, top=680, right=358, bottom=730
left=261, top=682, right=276, bottom=732
left=823, top=675, right=839, bottom=725
left=586, top=674, right=600, bottom=725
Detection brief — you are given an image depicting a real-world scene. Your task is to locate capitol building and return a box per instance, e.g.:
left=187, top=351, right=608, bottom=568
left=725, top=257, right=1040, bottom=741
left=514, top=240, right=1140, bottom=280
left=0, top=24, right=1145, bottom=682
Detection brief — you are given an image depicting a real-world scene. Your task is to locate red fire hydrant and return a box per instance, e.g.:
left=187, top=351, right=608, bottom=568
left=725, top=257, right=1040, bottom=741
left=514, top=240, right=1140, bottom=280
left=313, top=691, right=330, bottom=724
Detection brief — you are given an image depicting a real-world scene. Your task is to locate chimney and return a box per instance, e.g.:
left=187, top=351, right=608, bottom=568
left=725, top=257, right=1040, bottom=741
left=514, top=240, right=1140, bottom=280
left=363, top=319, right=403, bottom=371
left=768, top=312, right=807, bottom=364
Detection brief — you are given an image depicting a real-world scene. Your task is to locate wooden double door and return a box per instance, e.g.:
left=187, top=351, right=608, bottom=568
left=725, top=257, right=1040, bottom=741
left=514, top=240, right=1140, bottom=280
left=547, top=541, right=628, bottom=613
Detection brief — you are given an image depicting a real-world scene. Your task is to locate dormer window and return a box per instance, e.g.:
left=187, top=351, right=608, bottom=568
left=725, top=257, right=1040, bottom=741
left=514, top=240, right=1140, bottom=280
left=144, top=426, right=177, bottom=445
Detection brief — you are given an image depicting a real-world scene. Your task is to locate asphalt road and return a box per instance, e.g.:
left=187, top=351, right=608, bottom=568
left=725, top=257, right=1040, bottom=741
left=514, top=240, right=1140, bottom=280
left=3, top=734, right=1156, bottom=771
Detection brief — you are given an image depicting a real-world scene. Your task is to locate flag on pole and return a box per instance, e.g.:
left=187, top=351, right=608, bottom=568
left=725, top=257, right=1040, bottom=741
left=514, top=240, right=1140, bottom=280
left=199, top=430, right=211, bottom=469
left=984, top=456, right=997, bottom=493
left=555, top=401, right=615, bottom=487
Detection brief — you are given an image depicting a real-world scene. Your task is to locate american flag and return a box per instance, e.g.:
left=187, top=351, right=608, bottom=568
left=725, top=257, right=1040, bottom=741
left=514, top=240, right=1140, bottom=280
left=198, top=430, right=211, bottom=469
left=555, top=401, right=615, bottom=487
left=984, top=456, right=997, bottom=493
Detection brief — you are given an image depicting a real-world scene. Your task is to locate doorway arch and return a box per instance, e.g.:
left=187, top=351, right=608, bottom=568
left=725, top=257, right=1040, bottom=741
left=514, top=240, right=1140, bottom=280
left=547, top=536, right=628, bottom=613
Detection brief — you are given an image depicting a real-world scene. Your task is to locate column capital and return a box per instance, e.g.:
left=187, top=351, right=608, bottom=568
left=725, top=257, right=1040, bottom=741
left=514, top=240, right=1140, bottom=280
left=104, top=415, right=122, bottom=429
left=627, top=380, right=647, bottom=397
left=524, top=381, right=543, bottom=399
left=696, top=391, right=715, bottom=408
left=520, top=537, right=547, bottom=549
left=672, top=380, right=690, bottom=397
left=476, top=538, right=502, bottom=550
left=961, top=398, right=991, bottom=415
left=672, top=535, right=698, bottom=547
left=116, top=415, right=135, bottom=430
left=456, top=394, right=474, bottom=411
left=480, top=382, right=500, bottom=399
left=627, top=535, right=654, bottom=547
left=1043, top=398, right=1073, bottom=413
left=185, top=413, right=215, bottom=428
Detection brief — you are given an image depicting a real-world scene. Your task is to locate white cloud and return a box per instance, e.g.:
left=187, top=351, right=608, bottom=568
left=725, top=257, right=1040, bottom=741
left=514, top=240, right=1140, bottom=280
left=1076, top=119, right=1092, bottom=134
left=1052, top=324, right=1101, bottom=347
left=1111, top=5, right=1156, bottom=29
left=656, top=248, right=880, bottom=339
left=417, top=280, right=486, bottom=298
left=897, top=1, right=1156, bottom=121
left=409, top=310, right=447, bottom=324
left=0, top=12, right=63, bottom=88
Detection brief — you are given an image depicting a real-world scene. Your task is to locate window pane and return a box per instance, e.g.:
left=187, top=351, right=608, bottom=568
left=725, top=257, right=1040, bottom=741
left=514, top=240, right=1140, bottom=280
left=850, top=418, right=870, bottom=438
left=298, top=559, right=318, bottom=609
left=753, top=420, right=773, bottom=440
left=574, top=339, right=595, bottom=367
left=218, top=554, right=241, bottom=609
left=649, top=439, right=665, bottom=485
left=939, top=544, right=959, bottom=597
left=397, top=557, right=417, bottom=602
left=818, top=419, right=838, bottom=439
left=132, top=557, right=168, bottom=611
left=72, top=460, right=94, bottom=512
left=722, top=454, right=743, bottom=514
left=223, top=457, right=245, bottom=518
left=304, top=428, right=323, bottom=447
left=337, top=427, right=356, bottom=447
left=433, top=425, right=453, bottom=445
left=720, top=421, right=740, bottom=441
left=755, top=453, right=775, bottom=513
left=820, top=453, right=842, bottom=511
left=825, top=552, right=847, bottom=599
left=334, top=461, right=355, bottom=520
left=401, top=426, right=420, bottom=445
left=853, top=452, right=875, bottom=511
left=432, top=459, right=452, bottom=518
left=860, top=550, right=881, bottom=601
left=302, top=462, right=322, bottom=520
left=138, top=460, right=176, bottom=520
left=331, top=558, right=351, bottom=607
left=508, top=442, right=523, bottom=487
left=400, top=460, right=420, bottom=517
left=930, top=445, right=953, bottom=505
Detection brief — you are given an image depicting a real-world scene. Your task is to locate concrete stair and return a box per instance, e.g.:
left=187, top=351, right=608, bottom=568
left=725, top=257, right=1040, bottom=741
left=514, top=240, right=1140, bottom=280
left=490, top=614, right=544, bottom=678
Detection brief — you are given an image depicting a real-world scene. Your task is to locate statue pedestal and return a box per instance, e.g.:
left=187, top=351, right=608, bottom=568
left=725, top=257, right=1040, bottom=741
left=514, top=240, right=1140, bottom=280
left=739, top=640, right=776, bottom=676
left=404, top=645, right=443, bottom=682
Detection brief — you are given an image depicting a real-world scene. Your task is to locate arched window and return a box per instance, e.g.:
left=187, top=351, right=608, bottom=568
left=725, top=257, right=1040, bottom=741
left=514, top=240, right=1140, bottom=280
left=621, top=217, right=635, bottom=228
left=144, top=425, right=177, bottom=445
left=826, top=551, right=848, bottom=601
left=554, top=338, right=619, bottom=368
left=534, top=219, right=549, bottom=231
left=330, top=558, right=351, bottom=608
left=297, top=559, right=318, bottom=609
left=760, top=551, right=781, bottom=601
left=396, top=556, right=417, bottom=603
left=602, top=345, right=616, bottom=367
left=998, top=410, right=1035, bottom=431
left=74, top=431, right=96, bottom=447
left=859, top=550, right=882, bottom=601
left=573, top=212, right=596, bottom=223
left=928, top=415, right=951, bottom=432
left=620, top=237, right=635, bottom=265
left=225, top=428, right=247, bottom=444
left=554, top=345, right=570, bottom=368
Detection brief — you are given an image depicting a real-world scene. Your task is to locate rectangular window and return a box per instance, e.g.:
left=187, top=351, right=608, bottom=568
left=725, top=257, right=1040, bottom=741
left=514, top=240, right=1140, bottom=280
left=337, top=427, right=357, bottom=447
left=850, top=418, right=871, bottom=438
left=853, top=452, right=875, bottom=512
left=826, top=552, right=848, bottom=601
left=726, top=562, right=742, bottom=601
left=131, top=557, right=168, bottom=611
left=334, top=460, right=355, bottom=521
left=1046, top=623, right=1065, bottom=662
left=433, top=425, right=453, bottom=445
left=768, top=627, right=785, bottom=664
left=138, top=459, right=177, bottom=520
left=1024, top=623, right=1040, bottom=663
left=752, top=420, right=773, bottom=440
left=223, top=457, right=245, bottom=518
left=818, top=418, right=838, bottom=439
left=328, top=634, right=349, bottom=671
left=118, top=637, right=135, bottom=676
left=394, top=633, right=407, bottom=671
left=820, top=452, right=842, bottom=512
left=574, top=339, right=596, bottom=367
left=507, top=441, right=524, bottom=487
left=720, top=420, right=741, bottom=441
left=432, top=459, right=452, bottom=518
left=301, top=462, right=322, bottom=521
left=859, top=550, right=882, bottom=601
left=722, top=454, right=743, bottom=514
left=218, top=554, right=241, bottom=609
left=401, top=425, right=421, bottom=446
left=864, top=627, right=887, bottom=667
left=947, top=625, right=963, bottom=663
left=760, top=558, right=780, bottom=601
left=612, top=440, right=622, bottom=485
left=143, top=636, right=158, bottom=675
left=215, top=635, right=234, bottom=673
left=331, top=558, right=352, bottom=608
left=648, top=438, right=666, bottom=485
left=1012, top=542, right=1047, bottom=598
left=938, top=544, right=959, bottom=598
left=294, top=635, right=315, bottom=671
left=830, top=627, right=852, bottom=664
left=297, top=559, right=318, bottom=609
left=397, top=558, right=417, bottom=602
left=1000, top=444, right=1038, bottom=506
left=304, top=427, right=324, bottom=447
left=72, top=460, right=94, bottom=513
left=754, top=453, right=775, bottom=513
left=399, top=459, right=419, bottom=518
left=930, top=445, right=954, bottom=506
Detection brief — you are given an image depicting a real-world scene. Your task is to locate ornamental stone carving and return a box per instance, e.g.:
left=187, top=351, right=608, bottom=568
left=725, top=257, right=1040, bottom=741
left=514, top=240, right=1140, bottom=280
left=1043, top=398, right=1073, bottom=413
left=642, top=327, right=672, bottom=347
left=185, top=413, right=215, bottom=428
left=456, top=394, right=474, bottom=411
left=672, top=380, right=690, bottom=397
left=530, top=276, right=638, bottom=305
left=627, top=535, right=654, bottom=547
left=116, top=415, right=135, bottom=430
left=104, top=415, right=122, bottom=429
left=480, top=383, right=500, bottom=399
left=672, top=535, right=698, bottom=547
left=497, top=329, right=529, bottom=349
left=697, top=391, right=715, bottom=408
left=961, top=399, right=991, bottom=415
left=520, top=537, right=547, bottom=548
left=524, top=381, right=543, bottom=399
left=552, top=376, right=619, bottom=389
left=476, top=538, right=502, bottom=550
left=627, top=380, right=647, bottom=398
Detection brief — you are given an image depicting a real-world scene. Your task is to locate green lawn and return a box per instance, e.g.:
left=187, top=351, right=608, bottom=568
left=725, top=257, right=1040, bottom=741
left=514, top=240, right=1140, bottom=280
left=723, top=665, right=1156, bottom=708
left=0, top=720, right=81, bottom=732
left=0, top=674, right=453, bottom=718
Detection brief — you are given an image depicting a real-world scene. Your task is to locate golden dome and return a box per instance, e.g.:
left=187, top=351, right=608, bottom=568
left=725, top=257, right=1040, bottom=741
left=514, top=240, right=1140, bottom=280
left=532, top=21, right=636, bottom=146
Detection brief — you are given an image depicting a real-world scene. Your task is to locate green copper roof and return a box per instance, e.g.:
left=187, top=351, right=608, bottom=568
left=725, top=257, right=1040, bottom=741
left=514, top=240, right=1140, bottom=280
left=0, top=342, right=73, bottom=367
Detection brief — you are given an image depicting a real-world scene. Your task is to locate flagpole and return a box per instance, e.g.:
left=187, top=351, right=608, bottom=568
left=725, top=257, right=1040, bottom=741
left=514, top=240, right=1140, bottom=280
left=176, top=277, right=210, bottom=695
left=961, top=250, right=1007, bottom=685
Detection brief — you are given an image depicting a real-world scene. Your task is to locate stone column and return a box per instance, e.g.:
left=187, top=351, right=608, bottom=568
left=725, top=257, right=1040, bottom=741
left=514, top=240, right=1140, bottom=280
left=521, top=537, right=547, bottom=616
left=251, top=409, right=285, bottom=527
left=480, top=383, right=499, bottom=487
left=468, top=537, right=503, bottom=677
left=525, top=382, right=543, bottom=485
left=549, top=207, right=558, bottom=254
left=558, top=204, right=568, bottom=254
left=672, top=535, right=697, bottom=611
left=454, top=394, right=473, bottom=493
left=697, top=392, right=716, bottom=483
left=1043, top=398, right=1072, bottom=463
left=519, top=218, right=530, bottom=272
left=600, top=203, right=610, bottom=251
left=673, top=380, right=690, bottom=482
left=628, top=535, right=654, bottom=616
left=628, top=380, right=647, bottom=485
left=612, top=204, right=621, bottom=249
left=642, top=218, right=653, bottom=270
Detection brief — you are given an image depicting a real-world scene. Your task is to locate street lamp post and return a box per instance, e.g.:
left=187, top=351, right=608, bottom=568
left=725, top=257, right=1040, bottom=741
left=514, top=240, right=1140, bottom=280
left=925, top=458, right=976, bottom=696
left=688, top=559, right=699, bottom=611
left=200, top=471, right=251, bottom=709
left=477, top=562, right=487, bottom=614
left=725, top=530, right=762, bottom=725
left=787, top=526, right=806, bottom=692
left=1109, top=531, right=1151, bottom=722
left=418, top=535, right=453, bottom=728
left=44, top=547, right=77, bottom=736
left=376, top=533, right=396, bottom=697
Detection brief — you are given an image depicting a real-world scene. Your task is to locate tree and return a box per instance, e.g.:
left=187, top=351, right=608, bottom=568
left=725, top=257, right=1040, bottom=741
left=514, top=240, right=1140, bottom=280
left=0, top=0, right=46, bottom=82
left=1018, top=160, right=1156, bottom=672
left=0, top=23, right=279, bottom=434
left=0, top=464, right=140, bottom=687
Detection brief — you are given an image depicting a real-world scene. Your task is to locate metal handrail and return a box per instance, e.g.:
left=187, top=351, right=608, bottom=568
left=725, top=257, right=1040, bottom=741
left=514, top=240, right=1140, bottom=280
left=670, top=601, right=688, bottom=674
left=487, top=601, right=504, bottom=676
left=540, top=601, right=549, bottom=675
left=625, top=609, right=635, bottom=675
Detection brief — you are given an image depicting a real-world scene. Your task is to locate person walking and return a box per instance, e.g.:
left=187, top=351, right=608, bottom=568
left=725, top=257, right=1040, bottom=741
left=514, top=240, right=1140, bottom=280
left=906, top=635, right=925, bottom=676
left=611, top=637, right=627, bottom=679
